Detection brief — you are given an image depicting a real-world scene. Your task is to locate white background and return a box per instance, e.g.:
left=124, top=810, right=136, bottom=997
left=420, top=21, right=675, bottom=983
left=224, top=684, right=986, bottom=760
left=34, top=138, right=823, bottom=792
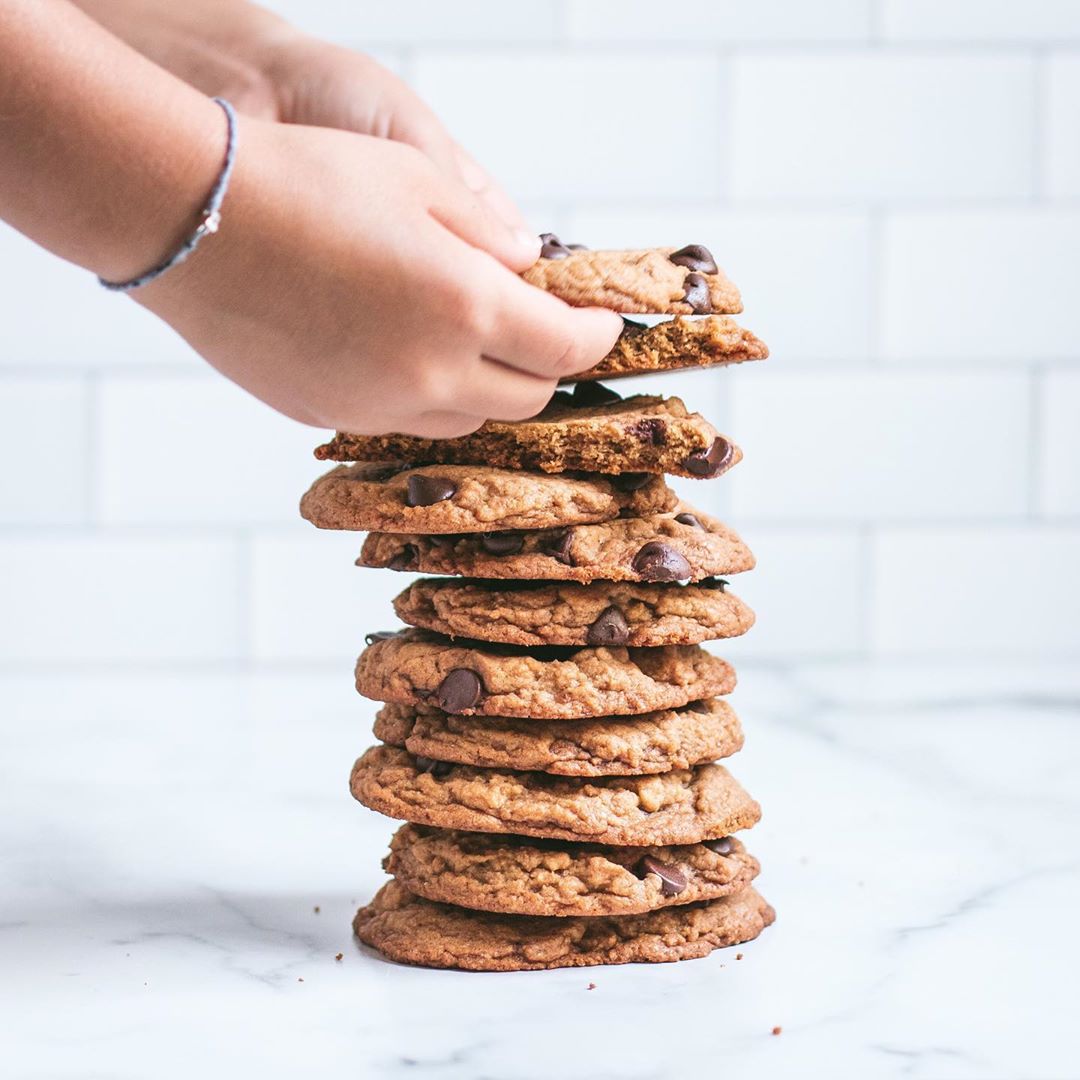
left=2, top=0, right=1079, bottom=671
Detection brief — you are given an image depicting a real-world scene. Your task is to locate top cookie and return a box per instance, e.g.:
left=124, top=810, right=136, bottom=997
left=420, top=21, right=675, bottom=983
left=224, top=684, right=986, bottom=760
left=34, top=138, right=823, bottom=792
left=521, top=238, right=742, bottom=315
left=300, top=461, right=674, bottom=534
left=314, top=388, right=740, bottom=479
left=565, top=316, right=768, bottom=384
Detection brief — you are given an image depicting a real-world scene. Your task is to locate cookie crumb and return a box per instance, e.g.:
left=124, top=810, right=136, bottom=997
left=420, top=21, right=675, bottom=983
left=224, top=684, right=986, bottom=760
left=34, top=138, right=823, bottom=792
left=736, top=953, right=744, bottom=960
left=335, top=952, right=344, bottom=962
left=771, top=1026, right=782, bottom=1036
left=313, top=905, right=320, bottom=914
left=586, top=983, right=596, bottom=990
left=298, top=977, right=304, bottom=983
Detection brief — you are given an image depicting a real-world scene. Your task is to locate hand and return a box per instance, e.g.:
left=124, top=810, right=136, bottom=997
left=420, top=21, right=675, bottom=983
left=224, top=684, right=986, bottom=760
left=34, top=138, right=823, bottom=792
left=137, top=118, right=622, bottom=437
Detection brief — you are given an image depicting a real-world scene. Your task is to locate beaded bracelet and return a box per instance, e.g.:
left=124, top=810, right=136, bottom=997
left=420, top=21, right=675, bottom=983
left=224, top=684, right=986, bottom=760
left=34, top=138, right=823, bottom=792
left=99, top=97, right=237, bottom=292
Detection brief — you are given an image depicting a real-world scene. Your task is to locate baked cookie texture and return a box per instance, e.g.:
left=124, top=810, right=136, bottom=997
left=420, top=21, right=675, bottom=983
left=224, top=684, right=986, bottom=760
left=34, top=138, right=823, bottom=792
left=354, top=880, right=774, bottom=971
left=314, top=391, right=741, bottom=480
left=373, top=697, right=744, bottom=776
left=521, top=243, right=742, bottom=316
left=392, top=577, right=755, bottom=647
left=360, top=505, right=755, bottom=584
left=300, top=461, right=674, bottom=534
left=349, top=746, right=760, bottom=846
left=354, top=628, right=736, bottom=720
left=384, top=825, right=759, bottom=917
left=564, top=316, right=768, bottom=383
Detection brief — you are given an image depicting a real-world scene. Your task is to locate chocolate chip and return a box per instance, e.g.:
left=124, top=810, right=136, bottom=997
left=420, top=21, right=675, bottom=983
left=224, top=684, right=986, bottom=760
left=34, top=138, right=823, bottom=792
left=669, top=244, right=718, bottom=274
left=364, top=630, right=399, bottom=645
left=567, top=243, right=589, bottom=251
left=388, top=544, right=418, bottom=571
left=571, top=381, right=621, bottom=407
left=674, top=512, right=704, bottom=529
left=541, top=528, right=575, bottom=565
left=637, top=856, right=688, bottom=897
left=631, top=541, right=692, bottom=582
left=414, top=755, right=453, bottom=778
left=435, top=668, right=484, bottom=713
left=684, top=436, right=735, bottom=478
left=586, top=606, right=629, bottom=647
left=406, top=474, right=456, bottom=507
left=686, top=699, right=710, bottom=713
left=682, top=272, right=713, bottom=314
left=612, top=472, right=651, bottom=492
left=699, top=577, right=728, bottom=591
left=480, top=531, right=524, bottom=556
left=539, top=232, right=573, bottom=260
left=704, top=836, right=734, bottom=855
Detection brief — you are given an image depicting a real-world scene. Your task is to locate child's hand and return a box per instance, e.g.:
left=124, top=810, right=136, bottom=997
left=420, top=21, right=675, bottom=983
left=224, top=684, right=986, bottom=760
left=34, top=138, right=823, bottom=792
left=138, top=119, right=622, bottom=437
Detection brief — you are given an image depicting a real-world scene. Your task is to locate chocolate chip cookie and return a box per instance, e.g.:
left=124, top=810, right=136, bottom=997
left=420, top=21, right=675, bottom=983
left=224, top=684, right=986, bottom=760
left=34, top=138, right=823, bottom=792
left=355, top=628, right=736, bottom=719
left=564, top=315, right=768, bottom=384
left=374, top=697, right=743, bottom=776
left=315, top=390, right=741, bottom=479
left=350, top=746, right=760, bottom=845
left=359, top=505, right=755, bottom=584
left=384, top=824, right=759, bottom=917
left=300, top=462, right=675, bottom=534
left=522, top=239, right=742, bottom=315
left=353, top=879, right=774, bottom=971
left=392, top=577, right=755, bottom=647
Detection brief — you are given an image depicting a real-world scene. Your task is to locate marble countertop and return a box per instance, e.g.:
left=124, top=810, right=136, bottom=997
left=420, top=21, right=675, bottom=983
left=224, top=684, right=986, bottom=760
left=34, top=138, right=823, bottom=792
left=2, top=662, right=1078, bottom=1080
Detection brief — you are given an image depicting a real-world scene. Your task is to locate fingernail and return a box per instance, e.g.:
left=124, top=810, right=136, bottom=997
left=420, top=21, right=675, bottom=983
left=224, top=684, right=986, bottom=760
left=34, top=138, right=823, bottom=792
left=515, top=228, right=541, bottom=250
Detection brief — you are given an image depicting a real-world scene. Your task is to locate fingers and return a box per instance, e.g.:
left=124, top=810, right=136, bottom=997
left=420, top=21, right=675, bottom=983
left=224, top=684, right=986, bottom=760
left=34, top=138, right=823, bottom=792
left=482, top=275, right=624, bottom=380
left=453, top=144, right=529, bottom=231
left=428, top=185, right=539, bottom=273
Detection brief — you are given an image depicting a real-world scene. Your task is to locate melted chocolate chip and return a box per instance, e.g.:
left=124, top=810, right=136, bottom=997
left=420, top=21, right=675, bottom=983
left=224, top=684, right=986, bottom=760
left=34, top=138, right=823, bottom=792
left=406, top=474, right=456, bottom=507
left=674, top=512, right=705, bottom=530
left=364, top=630, right=399, bottom=646
left=699, top=577, right=728, bottom=591
left=628, top=418, right=666, bottom=446
left=539, top=232, right=573, bottom=259
left=684, top=436, right=735, bottom=478
left=413, top=755, right=453, bottom=778
left=388, top=544, right=418, bottom=571
left=586, top=606, right=629, bottom=647
left=704, top=836, right=734, bottom=856
left=682, top=272, right=713, bottom=314
left=612, top=472, right=651, bottom=492
left=480, top=531, right=524, bottom=556
left=541, top=528, right=575, bottom=566
left=570, top=381, right=621, bottom=407
left=669, top=244, right=718, bottom=274
left=637, top=856, right=688, bottom=897
left=631, top=541, right=692, bottom=582
left=566, top=243, right=589, bottom=251
left=435, top=668, right=484, bottom=713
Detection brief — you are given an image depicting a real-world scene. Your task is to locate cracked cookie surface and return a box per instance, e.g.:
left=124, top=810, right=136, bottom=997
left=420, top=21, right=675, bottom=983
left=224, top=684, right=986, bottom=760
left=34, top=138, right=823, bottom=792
left=521, top=245, right=742, bottom=315
left=360, top=505, right=755, bottom=584
left=353, top=879, right=774, bottom=970
left=374, top=697, right=743, bottom=776
left=315, top=392, right=740, bottom=479
left=384, top=824, right=760, bottom=917
left=355, top=628, right=736, bottom=719
left=564, top=315, right=768, bottom=383
left=392, top=577, right=755, bottom=647
left=349, top=746, right=760, bottom=845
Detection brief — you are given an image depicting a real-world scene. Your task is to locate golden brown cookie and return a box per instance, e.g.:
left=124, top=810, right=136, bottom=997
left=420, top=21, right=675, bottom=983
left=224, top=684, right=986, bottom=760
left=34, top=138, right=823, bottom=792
left=564, top=316, right=768, bottom=383
left=359, top=505, right=755, bottom=584
left=522, top=239, right=742, bottom=315
left=392, top=577, right=755, bottom=647
left=355, top=628, right=736, bottom=719
left=384, top=825, right=760, bottom=917
left=314, top=389, right=740, bottom=479
left=300, top=462, right=674, bottom=534
left=349, top=746, right=760, bottom=845
left=373, top=697, right=743, bottom=776
left=353, top=879, right=774, bottom=970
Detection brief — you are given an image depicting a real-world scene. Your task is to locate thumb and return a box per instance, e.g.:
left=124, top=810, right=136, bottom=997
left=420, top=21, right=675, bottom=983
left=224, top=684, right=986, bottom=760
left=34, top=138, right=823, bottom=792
left=428, top=182, right=540, bottom=272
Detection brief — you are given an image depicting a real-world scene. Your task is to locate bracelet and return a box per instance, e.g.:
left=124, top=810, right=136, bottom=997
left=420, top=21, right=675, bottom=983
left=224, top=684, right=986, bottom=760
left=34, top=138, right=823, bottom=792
left=98, top=97, right=238, bottom=292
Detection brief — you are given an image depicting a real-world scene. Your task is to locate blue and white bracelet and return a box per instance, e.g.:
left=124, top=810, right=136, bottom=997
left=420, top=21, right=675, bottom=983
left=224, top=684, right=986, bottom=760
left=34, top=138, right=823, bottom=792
left=98, top=97, right=238, bottom=293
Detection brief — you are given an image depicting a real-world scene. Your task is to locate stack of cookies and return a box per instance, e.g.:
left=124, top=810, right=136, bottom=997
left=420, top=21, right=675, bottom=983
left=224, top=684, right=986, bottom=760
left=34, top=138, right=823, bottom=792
left=300, top=238, right=774, bottom=971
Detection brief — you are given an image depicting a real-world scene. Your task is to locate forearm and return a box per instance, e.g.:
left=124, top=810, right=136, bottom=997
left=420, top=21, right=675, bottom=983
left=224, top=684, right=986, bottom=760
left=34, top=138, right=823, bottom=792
left=0, top=0, right=224, bottom=280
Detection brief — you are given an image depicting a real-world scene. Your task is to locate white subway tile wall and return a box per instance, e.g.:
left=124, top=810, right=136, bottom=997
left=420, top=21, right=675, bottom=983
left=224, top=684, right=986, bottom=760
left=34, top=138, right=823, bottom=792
left=0, top=2, right=1076, bottom=669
